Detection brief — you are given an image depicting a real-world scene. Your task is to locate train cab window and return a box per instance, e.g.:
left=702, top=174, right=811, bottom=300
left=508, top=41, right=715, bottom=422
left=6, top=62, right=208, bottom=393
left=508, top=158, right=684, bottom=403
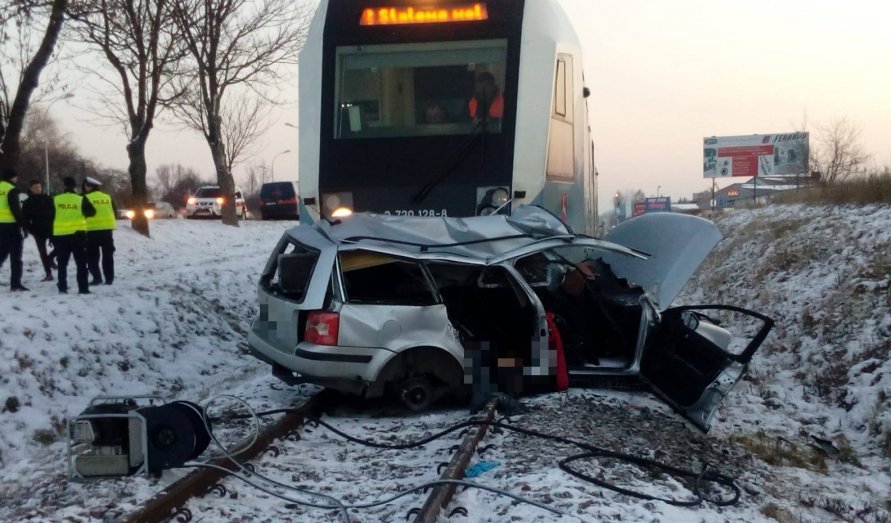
left=547, top=54, right=575, bottom=181
left=334, top=40, right=507, bottom=139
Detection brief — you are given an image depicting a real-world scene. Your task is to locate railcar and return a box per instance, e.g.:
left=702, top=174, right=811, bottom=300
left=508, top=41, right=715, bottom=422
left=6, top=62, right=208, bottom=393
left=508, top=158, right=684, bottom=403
left=297, top=0, right=599, bottom=234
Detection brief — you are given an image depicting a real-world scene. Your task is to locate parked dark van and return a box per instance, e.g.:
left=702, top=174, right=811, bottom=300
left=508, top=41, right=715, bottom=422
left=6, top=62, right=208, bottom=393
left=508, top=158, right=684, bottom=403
left=260, top=181, right=299, bottom=220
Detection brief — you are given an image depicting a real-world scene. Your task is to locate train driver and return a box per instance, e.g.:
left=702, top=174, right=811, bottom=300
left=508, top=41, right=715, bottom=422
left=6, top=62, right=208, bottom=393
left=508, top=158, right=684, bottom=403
left=468, top=72, right=504, bottom=122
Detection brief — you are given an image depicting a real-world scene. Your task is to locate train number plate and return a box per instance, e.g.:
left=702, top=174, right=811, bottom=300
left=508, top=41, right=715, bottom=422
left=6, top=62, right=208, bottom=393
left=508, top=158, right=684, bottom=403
left=383, top=209, right=448, bottom=217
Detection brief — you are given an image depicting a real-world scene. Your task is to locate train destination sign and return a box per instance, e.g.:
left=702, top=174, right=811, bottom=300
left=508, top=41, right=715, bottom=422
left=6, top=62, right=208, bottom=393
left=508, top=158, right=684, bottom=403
left=703, top=132, right=809, bottom=178
left=360, top=3, right=489, bottom=26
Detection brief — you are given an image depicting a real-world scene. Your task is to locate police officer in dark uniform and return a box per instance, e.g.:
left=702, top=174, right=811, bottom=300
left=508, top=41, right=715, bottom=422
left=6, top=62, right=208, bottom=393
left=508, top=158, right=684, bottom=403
left=0, top=167, right=29, bottom=292
left=82, top=176, right=116, bottom=285
left=52, top=176, right=96, bottom=294
left=22, top=179, right=56, bottom=281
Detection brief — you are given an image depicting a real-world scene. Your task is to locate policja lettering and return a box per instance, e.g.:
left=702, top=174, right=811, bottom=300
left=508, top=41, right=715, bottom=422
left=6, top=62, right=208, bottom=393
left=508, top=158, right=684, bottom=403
left=83, top=177, right=116, bottom=285
left=52, top=176, right=96, bottom=294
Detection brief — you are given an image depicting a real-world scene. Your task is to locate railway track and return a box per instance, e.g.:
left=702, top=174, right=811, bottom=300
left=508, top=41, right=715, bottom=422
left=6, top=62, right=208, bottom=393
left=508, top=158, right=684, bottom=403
left=119, top=393, right=501, bottom=523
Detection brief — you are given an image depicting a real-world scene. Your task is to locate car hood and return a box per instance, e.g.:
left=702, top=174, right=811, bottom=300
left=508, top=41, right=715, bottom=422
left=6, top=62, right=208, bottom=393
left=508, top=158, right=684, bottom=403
left=601, top=213, right=722, bottom=310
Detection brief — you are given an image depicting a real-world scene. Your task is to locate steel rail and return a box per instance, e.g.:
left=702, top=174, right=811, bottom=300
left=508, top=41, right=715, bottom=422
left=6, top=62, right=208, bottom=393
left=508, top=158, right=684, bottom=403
left=413, top=399, right=498, bottom=523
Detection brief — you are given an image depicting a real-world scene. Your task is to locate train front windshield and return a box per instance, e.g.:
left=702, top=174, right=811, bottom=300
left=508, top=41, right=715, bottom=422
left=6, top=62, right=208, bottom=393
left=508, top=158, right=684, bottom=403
left=334, top=40, right=507, bottom=139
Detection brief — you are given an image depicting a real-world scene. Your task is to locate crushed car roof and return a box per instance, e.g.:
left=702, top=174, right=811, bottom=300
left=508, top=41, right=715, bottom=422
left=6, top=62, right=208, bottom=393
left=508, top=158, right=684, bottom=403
left=285, top=206, right=722, bottom=309
left=288, top=207, right=638, bottom=261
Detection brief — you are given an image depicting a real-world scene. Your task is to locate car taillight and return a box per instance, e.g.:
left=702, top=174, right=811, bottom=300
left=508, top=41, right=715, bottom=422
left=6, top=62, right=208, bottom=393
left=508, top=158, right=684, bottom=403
left=278, top=198, right=298, bottom=205
left=305, top=312, right=339, bottom=346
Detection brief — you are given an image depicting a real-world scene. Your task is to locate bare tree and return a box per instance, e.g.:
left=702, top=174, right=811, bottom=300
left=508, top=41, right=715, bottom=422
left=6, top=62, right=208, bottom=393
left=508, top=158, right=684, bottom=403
left=152, top=162, right=203, bottom=208
left=242, top=161, right=270, bottom=196
left=174, top=88, right=270, bottom=182
left=240, top=161, right=270, bottom=214
left=171, top=0, right=310, bottom=226
left=812, top=118, right=870, bottom=185
left=0, top=0, right=68, bottom=171
left=67, top=0, right=185, bottom=236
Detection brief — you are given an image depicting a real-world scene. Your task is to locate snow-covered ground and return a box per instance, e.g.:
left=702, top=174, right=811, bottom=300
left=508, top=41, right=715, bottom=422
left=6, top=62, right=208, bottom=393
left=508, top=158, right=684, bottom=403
left=1, top=206, right=890, bottom=522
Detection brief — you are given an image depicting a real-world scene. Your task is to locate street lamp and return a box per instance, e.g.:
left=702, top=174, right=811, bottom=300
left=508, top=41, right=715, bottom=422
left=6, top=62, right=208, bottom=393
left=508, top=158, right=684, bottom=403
left=40, top=93, right=74, bottom=193
left=284, top=122, right=298, bottom=130
left=656, top=185, right=662, bottom=197
left=270, top=149, right=291, bottom=181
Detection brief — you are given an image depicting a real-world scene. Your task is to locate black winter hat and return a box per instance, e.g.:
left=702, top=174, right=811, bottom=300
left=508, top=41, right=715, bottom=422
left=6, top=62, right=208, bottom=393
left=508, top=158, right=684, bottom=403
left=63, top=176, right=77, bottom=189
left=1, top=167, right=17, bottom=181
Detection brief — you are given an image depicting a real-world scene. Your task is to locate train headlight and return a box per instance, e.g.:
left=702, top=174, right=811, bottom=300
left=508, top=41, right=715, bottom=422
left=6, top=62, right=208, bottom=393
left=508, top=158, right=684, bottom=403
left=476, top=186, right=510, bottom=216
left=491, top=188, right=509, bottom=206
left=322, top=192, right=354, bottom=217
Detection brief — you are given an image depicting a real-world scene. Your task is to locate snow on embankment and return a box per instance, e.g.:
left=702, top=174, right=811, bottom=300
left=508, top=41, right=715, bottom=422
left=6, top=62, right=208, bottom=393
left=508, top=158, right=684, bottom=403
left=0, top=220, right=292, bottom=474
left=682, top=204, right=891, bottom=459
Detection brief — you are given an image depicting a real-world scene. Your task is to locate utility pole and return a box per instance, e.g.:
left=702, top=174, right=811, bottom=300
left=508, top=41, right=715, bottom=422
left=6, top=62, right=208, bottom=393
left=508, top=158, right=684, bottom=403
left=40, top=93, right=74, bottom=193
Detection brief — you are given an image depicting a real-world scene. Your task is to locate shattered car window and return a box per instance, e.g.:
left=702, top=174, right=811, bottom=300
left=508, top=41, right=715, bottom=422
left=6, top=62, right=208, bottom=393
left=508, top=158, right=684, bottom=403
left=266, top=241, right=319, bottom=302
left=513, top=246, right=648, bottom=368
left=340, top=251, right=437, bottom=306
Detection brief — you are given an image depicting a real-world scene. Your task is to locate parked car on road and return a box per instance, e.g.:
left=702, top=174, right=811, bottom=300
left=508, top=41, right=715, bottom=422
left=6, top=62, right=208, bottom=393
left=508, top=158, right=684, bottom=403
left=248, top=208, right=773, bottom=431
left=259, top=181, right=299, bottom=220
left=185, top=186, right=247, bottom=219
left=118, top=201, right=178, bottom=220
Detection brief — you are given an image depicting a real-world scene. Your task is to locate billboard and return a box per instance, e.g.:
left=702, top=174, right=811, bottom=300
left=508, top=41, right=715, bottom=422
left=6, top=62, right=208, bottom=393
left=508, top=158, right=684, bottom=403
left=644, top=197, right=671, bottom=213
left=703, top=132, right=808, bottom=178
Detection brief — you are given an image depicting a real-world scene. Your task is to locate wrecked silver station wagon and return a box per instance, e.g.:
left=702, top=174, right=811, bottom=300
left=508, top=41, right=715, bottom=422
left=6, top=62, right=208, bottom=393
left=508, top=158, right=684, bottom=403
left=248, top=207, right=773, bottom=431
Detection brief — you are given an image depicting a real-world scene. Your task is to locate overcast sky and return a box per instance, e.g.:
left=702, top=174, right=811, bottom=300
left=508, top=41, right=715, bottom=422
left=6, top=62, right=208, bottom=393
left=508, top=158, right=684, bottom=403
left=54, top=0, right=891, bottom=205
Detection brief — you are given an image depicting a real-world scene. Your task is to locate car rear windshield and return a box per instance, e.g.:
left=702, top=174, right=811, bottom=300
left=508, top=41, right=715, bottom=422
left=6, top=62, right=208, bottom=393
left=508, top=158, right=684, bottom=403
left=195, top=187, right=222, bottom=198
left=268, top=240, right=319, bottom=301
left=261, top=182, right=296, bottom=200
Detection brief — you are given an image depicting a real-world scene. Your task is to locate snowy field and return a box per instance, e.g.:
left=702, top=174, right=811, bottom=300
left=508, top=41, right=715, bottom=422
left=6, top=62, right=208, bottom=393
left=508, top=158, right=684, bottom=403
left=1, top=207, right=890, bottom=522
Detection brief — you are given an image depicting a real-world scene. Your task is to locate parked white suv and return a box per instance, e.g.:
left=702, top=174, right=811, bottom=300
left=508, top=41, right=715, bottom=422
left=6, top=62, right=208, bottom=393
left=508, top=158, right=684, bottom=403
left=185, top=186, right=247, bottom=219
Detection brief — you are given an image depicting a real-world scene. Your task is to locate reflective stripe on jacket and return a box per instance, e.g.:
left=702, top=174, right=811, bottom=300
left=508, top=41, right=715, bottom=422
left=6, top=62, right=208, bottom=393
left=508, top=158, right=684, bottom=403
left=53, top=192, right=87, bottom=236
left=0, top=181, right=14, bottom=224
left=85, top=191, right=116, bottom=231
left=468, top=92, right=504, bottom=119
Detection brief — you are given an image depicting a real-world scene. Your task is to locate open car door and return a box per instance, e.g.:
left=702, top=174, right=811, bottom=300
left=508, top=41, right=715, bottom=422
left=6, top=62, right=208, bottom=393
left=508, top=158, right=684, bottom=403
left=640, top=305, right=774, bottom=432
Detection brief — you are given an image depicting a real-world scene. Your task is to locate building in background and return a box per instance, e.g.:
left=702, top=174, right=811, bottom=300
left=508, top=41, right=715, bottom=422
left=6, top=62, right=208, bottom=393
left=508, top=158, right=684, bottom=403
left=693, top=174, right=819, bottom=210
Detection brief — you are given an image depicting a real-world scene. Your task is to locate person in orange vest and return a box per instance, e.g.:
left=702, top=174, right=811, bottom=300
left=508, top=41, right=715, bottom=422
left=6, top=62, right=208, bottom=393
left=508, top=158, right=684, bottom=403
left=52, top=176, right=96, bottom=294
left=0, top=168, right=29, bottom=291
left=467, top=72, right=504, bottom=124
left=82, top=177, right=116, bottom=285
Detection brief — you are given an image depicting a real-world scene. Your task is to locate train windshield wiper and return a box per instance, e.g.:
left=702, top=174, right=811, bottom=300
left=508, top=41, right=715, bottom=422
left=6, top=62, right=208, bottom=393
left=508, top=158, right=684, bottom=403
left=411, top=120, right=487, bottom=204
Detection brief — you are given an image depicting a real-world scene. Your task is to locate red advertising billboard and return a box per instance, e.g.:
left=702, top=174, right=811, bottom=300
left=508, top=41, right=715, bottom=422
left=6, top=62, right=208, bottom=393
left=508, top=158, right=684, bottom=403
left=704, top=133, right=809, bottom=178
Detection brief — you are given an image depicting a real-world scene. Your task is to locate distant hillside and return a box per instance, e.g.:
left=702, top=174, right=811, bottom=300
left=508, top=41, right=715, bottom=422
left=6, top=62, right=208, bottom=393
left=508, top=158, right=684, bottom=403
left=681, top=204, right=891, bottom=460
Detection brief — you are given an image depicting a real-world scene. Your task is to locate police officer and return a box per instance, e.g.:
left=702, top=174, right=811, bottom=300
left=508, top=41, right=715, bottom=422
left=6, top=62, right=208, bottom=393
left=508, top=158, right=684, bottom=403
left=82, top=177, right=116, bottom=285
left=53, top=176, right=95, bottom=294
left=22, top=179, right=56, bottom=281
left=0, top=167, right=29, bottom=292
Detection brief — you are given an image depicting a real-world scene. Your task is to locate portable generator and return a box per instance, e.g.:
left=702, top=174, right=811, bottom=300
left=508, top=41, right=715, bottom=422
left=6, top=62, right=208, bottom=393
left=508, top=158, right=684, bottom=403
left=67, top=396, right=211, bottom=480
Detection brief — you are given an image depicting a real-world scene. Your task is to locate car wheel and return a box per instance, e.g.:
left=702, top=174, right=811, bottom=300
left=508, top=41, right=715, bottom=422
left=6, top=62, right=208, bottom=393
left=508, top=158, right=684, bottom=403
left=400, top=376, right=434, bottom=411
